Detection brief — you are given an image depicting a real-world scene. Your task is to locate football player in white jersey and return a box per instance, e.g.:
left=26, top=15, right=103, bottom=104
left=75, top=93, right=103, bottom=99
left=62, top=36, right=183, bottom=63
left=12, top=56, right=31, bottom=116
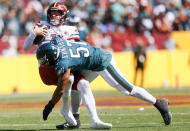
left=24, top=2, right=112, bottom=130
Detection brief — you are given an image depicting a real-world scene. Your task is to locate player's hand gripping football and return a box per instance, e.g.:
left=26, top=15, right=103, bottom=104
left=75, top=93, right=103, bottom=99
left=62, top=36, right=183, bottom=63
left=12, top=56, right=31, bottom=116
left=43, top=101, right=54, bottom=120
left=33, top=24, right=48, bottom=37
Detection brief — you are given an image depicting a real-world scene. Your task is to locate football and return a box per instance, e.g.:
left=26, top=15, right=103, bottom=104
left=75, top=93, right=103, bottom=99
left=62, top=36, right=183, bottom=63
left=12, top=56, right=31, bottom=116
left=33, top=35, right=45, bottom=45
left=33, top=24, right=49, bottom=45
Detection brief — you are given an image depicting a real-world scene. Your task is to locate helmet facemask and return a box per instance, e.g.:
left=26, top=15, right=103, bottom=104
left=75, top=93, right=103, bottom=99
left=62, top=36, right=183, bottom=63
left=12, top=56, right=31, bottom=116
left=47, top=2, right=68, bottom=26
left=49, top=10, right=63, bottom=26
left=50, top=16, right=61, bottom=26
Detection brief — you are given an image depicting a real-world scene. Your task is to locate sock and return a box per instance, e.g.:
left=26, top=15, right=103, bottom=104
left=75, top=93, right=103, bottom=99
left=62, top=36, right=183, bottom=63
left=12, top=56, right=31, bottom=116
left=130, top=86, right=156, bottom=104
left=71, top=90, right=82, bottom=114
left=60, top=76, right=77, bottom=126
left=77, top=79, right=100, bottom=123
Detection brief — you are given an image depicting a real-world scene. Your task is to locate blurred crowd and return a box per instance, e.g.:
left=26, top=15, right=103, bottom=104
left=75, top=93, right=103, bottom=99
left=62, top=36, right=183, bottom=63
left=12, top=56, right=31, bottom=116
left=0, top=0, right=189, bottom=56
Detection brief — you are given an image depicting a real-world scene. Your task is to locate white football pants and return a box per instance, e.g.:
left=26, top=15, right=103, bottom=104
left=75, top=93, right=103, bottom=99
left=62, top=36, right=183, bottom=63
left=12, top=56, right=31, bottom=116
left=81, top=58, right=156, bottom=104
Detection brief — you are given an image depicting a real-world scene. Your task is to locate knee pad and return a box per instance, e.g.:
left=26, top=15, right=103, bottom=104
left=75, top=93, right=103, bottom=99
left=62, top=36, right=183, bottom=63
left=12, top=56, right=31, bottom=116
left=115, top=84, right=130, bottom=96
left=77, top=79, right=90, bottom=91
left=130, top=86, right=145, bottom=96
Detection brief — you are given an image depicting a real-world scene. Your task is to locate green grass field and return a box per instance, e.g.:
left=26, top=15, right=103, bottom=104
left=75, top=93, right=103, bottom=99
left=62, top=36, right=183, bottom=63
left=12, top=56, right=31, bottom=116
left=0, top=87, right=190, bottom=131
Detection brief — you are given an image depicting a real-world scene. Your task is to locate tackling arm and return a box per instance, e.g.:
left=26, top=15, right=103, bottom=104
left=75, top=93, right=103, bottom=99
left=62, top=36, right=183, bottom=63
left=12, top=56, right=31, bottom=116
left=42, top=68, right=73, bottom=120
left=51, top=67, right=72, bottom=105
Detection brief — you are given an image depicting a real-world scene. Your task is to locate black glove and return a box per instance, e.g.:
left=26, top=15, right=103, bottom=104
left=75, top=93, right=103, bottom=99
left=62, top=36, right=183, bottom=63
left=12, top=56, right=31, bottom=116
left=43, top=101, right=54, bottom=120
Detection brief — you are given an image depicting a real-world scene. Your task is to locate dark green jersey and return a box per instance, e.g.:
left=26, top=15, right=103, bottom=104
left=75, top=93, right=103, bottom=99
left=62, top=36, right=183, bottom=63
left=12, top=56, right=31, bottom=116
left=51, top=37, right=112, bottom=76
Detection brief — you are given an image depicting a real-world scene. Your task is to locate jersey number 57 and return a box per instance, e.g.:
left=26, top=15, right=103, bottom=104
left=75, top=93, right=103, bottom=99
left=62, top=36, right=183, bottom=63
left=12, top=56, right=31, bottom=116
left=67, top=41, right=90, bottom=58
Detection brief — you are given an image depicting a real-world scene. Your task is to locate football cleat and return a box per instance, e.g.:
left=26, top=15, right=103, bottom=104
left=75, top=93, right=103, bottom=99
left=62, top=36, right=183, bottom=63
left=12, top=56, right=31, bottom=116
left=90, top=120, right=112, bottom=130
left=56, top=122, right=80, bottom=130
left=154, top=99, right=172, bottom=125
left=56, top=114, right=80, bottom=130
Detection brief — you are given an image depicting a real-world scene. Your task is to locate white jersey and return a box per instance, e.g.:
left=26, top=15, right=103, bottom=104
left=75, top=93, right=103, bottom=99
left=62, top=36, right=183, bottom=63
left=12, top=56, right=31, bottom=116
left=23, top=21, right=80, bottom=50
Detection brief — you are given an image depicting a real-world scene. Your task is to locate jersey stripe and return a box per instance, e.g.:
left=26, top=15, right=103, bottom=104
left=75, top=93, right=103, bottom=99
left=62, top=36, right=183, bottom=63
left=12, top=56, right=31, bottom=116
left=107, top=64, right=133, bottom=92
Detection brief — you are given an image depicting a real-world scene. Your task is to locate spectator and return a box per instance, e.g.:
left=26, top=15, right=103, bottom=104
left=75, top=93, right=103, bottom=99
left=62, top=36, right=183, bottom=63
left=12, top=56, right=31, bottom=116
left=101, top=33, right=113, bottom=52
left=110, top=0, right=125, bottom=24
left=4, top=6, right=20, bottom=36
left=135, top=0, right=153, bottom=33
left=123, top=40, right=133, bottom=52
left=133, top=37, right=147, bottom=87
left=1, top=0, right=190, bottom=55
left=0, top=18, right=4, bottom=36
left=164, top=34, right=177, bottom=51
left=111, top=25, right=127, bottom=52
left=85, top=26, right=103, bottom=48
left=144, top=33, right=157, bottom=51
left=102, top=7, right=114, bottom=25
left=23, top=0, right=43, bottom=34
left=0, top=29, right=9, bottom=54
left=2, top=35, right=18, bottom=56
left=153, top=4, right=173, bottom=33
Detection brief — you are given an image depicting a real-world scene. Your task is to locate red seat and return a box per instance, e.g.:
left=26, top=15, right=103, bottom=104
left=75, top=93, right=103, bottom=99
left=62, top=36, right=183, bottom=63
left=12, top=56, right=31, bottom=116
left=0, top=39, right=9, bottom=54
left=17, top=37, right=37, bottom=54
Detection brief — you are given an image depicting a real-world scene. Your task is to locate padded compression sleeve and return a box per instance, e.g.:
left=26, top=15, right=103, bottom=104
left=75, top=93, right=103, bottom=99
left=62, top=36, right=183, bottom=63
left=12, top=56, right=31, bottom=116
left=23, top=31, right=36, bottom=50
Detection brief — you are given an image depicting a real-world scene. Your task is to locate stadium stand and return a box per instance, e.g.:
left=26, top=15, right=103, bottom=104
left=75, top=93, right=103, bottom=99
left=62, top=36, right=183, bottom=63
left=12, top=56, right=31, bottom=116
left=0, top=0, right=190, bottom=55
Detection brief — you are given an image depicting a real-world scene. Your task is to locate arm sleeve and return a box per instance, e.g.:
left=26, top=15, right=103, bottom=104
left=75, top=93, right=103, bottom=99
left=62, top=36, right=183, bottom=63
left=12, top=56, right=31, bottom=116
left=23, top=30, right=36, bottom=50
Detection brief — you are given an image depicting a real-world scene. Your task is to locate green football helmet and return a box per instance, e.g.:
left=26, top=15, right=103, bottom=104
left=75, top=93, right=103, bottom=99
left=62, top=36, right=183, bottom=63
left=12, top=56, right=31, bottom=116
left=36, top=43, right=60, bottom=66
